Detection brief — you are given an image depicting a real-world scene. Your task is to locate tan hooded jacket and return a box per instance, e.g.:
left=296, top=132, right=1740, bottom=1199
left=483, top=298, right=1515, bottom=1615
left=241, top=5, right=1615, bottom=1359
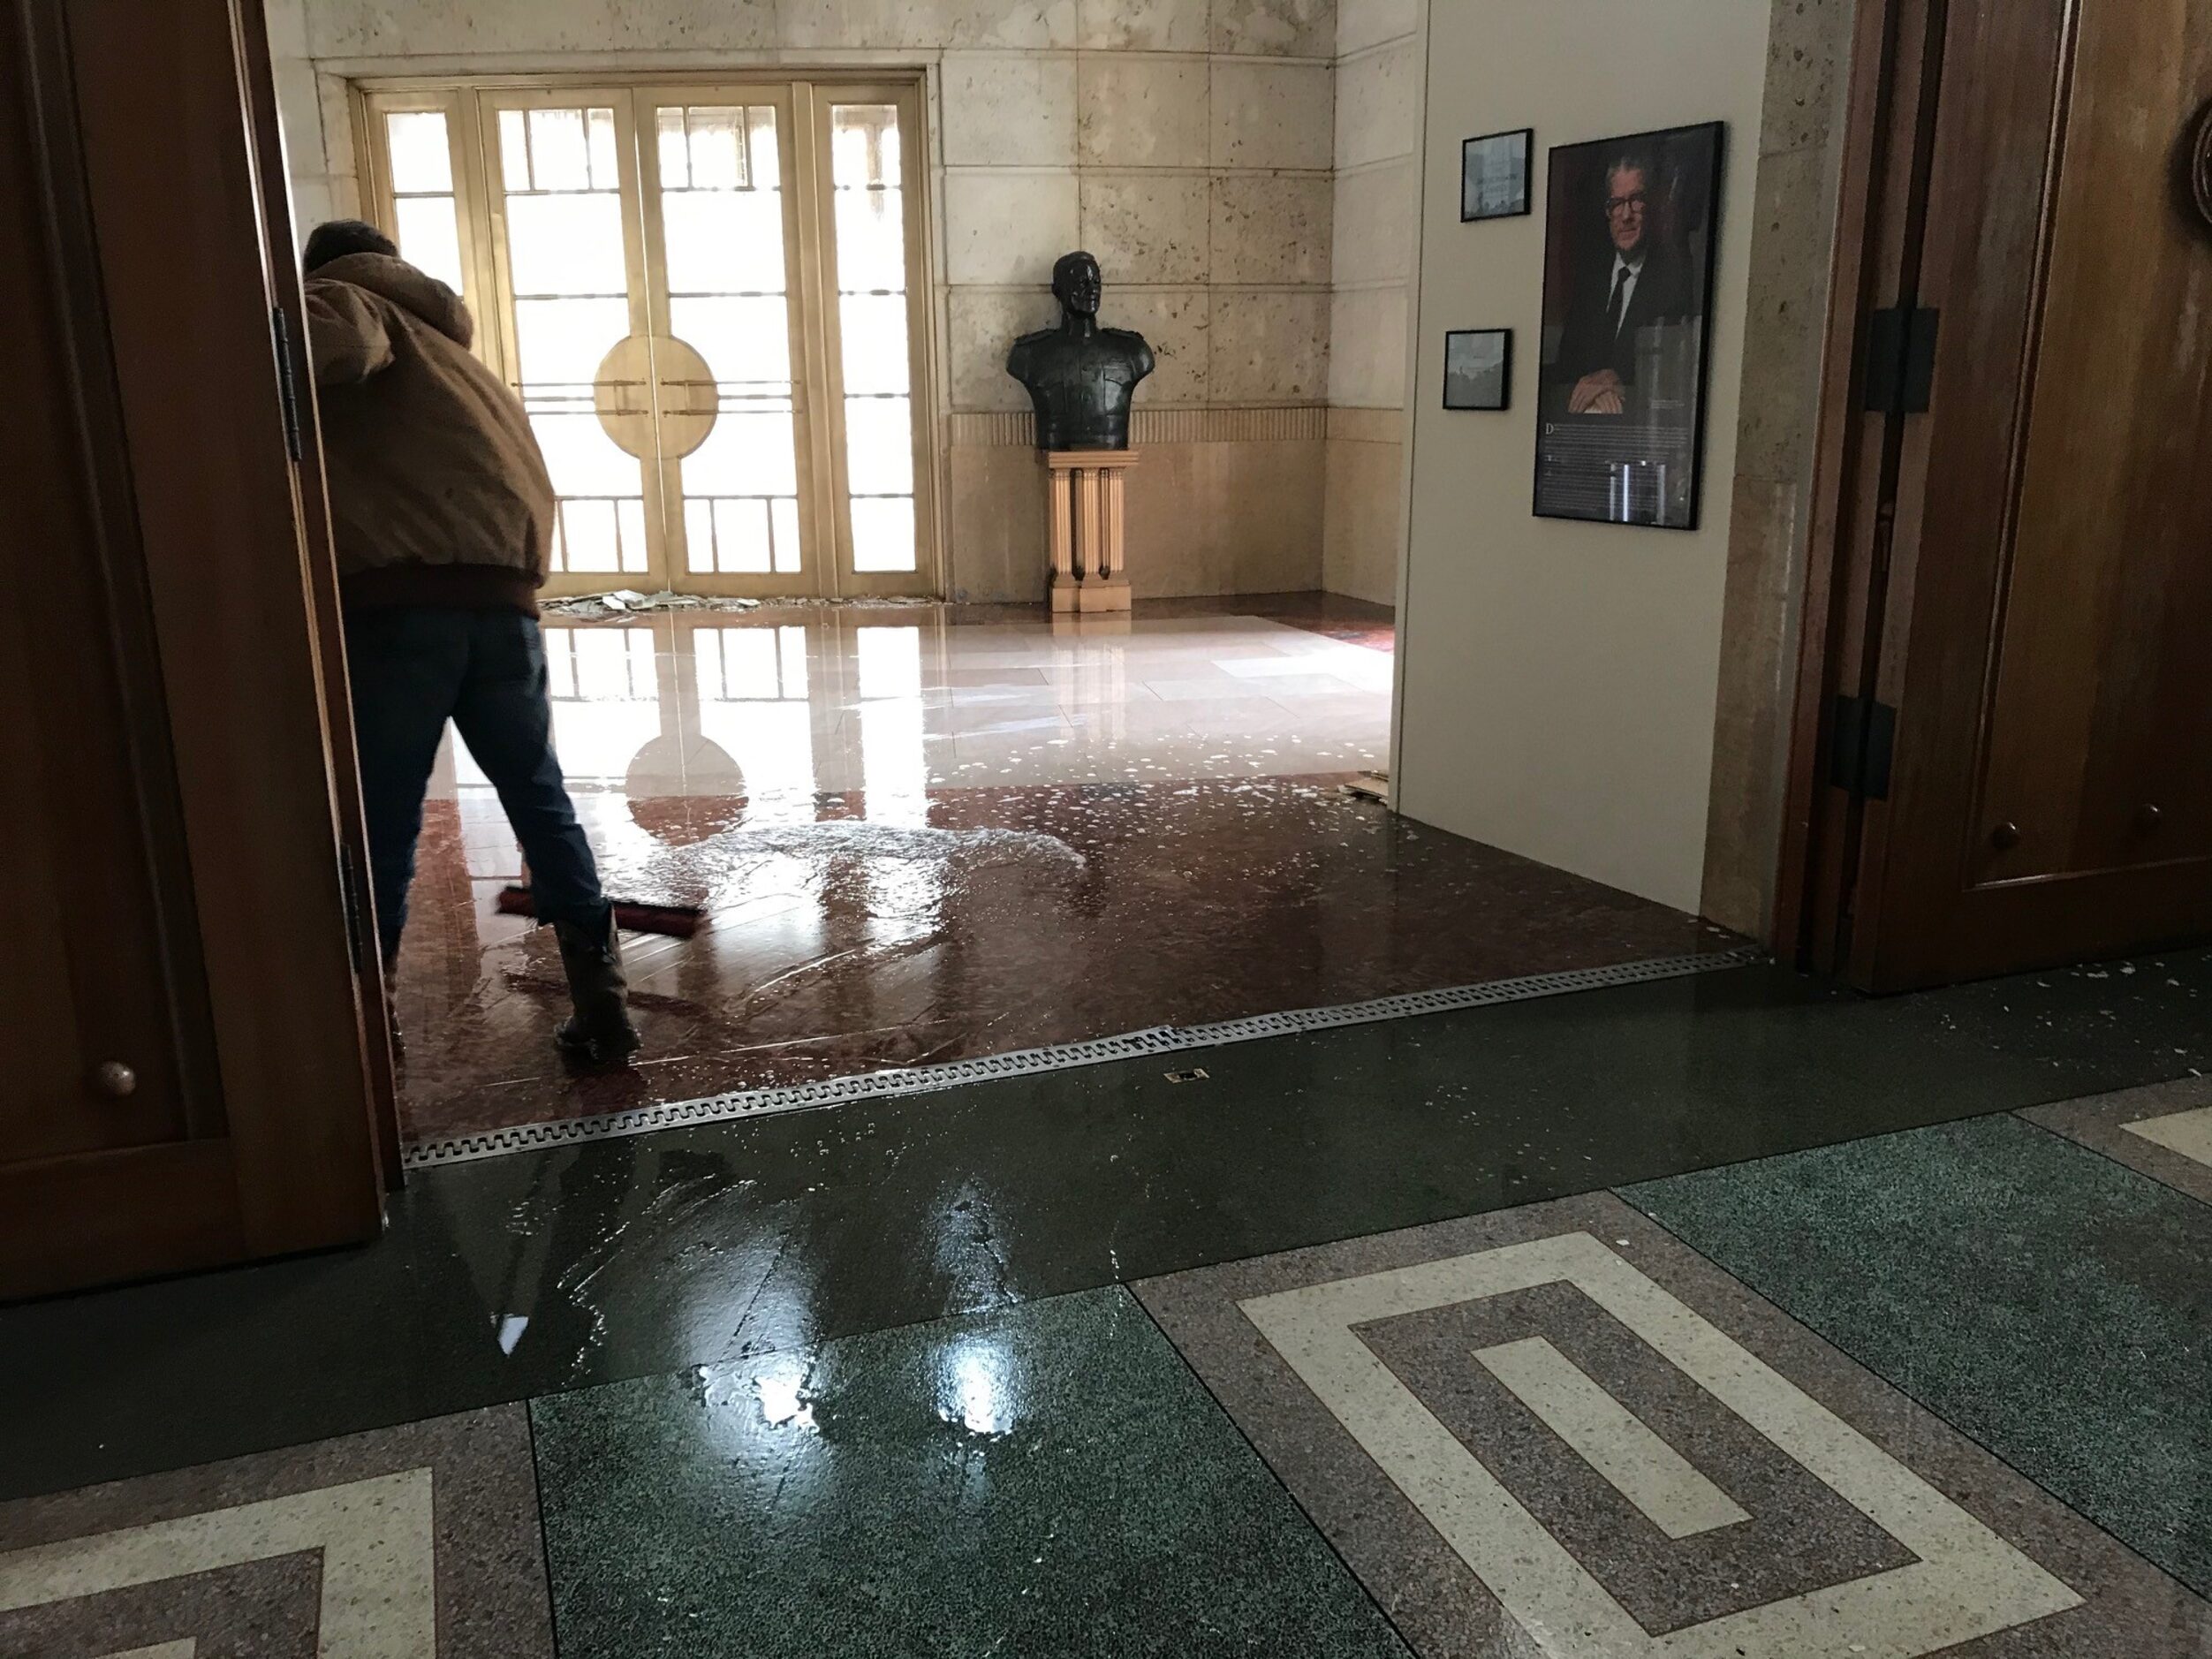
left=305, top=252, right=555, bottom=615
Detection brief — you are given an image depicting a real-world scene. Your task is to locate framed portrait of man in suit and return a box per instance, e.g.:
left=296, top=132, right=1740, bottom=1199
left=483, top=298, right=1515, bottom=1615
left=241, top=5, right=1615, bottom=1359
left=1533, top=122, right=1724, bottom=529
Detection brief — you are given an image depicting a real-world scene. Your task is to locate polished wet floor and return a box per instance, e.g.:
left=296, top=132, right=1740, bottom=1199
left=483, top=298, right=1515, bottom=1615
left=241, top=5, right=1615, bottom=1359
left=395, top=594, right=1733, bottom=1147
left=8, top=949, right=2210, bottom=1499
left=8, top=971, right=2210, bottom=1652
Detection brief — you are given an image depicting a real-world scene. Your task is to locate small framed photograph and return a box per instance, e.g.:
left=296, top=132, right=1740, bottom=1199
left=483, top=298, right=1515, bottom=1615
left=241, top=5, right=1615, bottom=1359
left=1443, top=329, right=1512, bottom=411
left=1462, top=127, right=1533, bottom=222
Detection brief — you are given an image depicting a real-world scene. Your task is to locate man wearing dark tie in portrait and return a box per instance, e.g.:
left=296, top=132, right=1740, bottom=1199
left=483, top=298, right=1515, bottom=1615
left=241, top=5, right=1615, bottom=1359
left=1550, top=152, right=1693, bottom=417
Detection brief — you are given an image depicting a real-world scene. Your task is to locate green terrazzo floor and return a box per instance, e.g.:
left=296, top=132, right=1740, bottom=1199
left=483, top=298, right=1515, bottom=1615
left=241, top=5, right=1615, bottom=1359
left=1627, top=1113, right=2212, bottom=1595
left=531, top=1284, right=1412, bottom=1658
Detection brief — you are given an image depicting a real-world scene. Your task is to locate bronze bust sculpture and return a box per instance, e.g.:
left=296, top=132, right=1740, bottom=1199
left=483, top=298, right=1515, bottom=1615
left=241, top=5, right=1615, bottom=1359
left=1006, top=251, right=1154, bottom=451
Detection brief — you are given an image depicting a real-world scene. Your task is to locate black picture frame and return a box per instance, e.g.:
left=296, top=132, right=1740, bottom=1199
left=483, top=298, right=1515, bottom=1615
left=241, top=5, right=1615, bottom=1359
left=1461, top=127, right=1534, bottom=222
left=1443, top=329, right=1512, bottom=411
left=1532, top=121, right=1725, bottom=530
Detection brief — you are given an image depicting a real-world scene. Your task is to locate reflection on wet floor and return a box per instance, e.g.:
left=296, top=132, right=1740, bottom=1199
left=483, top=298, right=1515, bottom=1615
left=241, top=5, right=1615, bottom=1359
left=430, top=604, right=1396, bottom=814
left=395, top=598, right=1724, bottom=1146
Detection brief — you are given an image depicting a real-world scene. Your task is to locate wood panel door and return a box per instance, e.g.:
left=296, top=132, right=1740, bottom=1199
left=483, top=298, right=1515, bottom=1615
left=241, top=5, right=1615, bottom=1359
left=0, top=0, right=388, bottom=1297
left=1792, top=0, right=2212, bottom=989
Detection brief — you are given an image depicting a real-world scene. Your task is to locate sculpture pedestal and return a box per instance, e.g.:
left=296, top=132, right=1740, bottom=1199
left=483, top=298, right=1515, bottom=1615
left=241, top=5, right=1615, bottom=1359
left=1045, top=449, right=1137, bottom=614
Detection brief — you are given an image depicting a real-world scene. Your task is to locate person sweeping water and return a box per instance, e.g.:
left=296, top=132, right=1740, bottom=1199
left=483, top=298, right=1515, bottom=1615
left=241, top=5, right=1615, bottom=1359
left=300, top=218, right=640, bottom=1064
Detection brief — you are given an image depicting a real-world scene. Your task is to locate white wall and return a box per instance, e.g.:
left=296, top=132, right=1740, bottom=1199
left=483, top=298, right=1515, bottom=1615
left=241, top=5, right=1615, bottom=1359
left=1393, top=0, right=1771, bottom=913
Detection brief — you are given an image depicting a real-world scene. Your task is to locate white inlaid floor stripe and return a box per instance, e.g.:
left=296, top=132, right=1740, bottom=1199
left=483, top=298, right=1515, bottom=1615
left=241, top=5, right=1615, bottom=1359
left=2121, top=1103, right=2212, bottom=1169
left=1239, top=1232, right=2082, bottom=1657
left=0, top=1469, right=436, bottom=1657
left=1473, top=1336, right=1750, bottom=1542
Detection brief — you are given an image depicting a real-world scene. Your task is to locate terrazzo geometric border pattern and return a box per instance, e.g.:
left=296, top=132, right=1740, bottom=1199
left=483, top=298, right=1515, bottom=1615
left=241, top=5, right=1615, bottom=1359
left=2024, top=1074, right=2212, bottom=1208
left=0, top=1407, right=553, bottom=1657
left=1137, top=1192, right=2212, bottom=1656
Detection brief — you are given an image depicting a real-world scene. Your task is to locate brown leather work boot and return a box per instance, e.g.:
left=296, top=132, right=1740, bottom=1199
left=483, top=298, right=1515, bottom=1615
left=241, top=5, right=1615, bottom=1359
left=552, top=905, right=642, bottom=1064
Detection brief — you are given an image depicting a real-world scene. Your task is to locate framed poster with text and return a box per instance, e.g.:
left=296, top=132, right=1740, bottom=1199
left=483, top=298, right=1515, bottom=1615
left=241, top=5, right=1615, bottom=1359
left=1534, top=122, right=1723, bottom=529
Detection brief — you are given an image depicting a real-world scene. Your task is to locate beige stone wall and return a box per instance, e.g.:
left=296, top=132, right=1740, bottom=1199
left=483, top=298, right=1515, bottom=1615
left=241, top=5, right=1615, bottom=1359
left=1697, top=0, right=1853, bottom=936
left=266, top=0, right=1339, bottom=603
left=1319, top=0, right=1419, bottom=606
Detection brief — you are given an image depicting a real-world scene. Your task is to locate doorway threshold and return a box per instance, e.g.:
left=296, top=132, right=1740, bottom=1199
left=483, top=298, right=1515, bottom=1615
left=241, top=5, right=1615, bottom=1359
left=405, top=944, right=1762, bottom=1170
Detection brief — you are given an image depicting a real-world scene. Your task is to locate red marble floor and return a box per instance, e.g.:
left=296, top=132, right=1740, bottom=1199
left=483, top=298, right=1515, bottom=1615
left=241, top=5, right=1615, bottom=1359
left=390, top=596, right=1731, bottom=1146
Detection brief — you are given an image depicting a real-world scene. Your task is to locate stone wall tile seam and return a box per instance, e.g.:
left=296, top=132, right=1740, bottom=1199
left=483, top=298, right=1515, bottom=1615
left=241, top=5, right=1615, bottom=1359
left=1024, top=164, right=1334, bottom=178
left=1072, top=47, right=1216, bottom=64
left=1064, top=42, right=1333, bottom=65
left=1208, top=49, right=1336, bottom=65
left=316, top=49, right=949, bottom=76
left=1332, top=32, right=1420, bottom=67
left=1334, top=152, right=1418, bottom=177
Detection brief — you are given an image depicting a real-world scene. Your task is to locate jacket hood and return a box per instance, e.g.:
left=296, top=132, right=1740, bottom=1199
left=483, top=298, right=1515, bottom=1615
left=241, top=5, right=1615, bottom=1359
left=311, top=252, right=474, bottom=348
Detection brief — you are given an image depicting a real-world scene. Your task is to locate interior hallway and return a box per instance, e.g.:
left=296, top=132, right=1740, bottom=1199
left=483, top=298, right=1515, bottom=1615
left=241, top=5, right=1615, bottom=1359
left=398, top=593, right=1734, bottom=1148
left=5, top=951, right=2210, bottom=1655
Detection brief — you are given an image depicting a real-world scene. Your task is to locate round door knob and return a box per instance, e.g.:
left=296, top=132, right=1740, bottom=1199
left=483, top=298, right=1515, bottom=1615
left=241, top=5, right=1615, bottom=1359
left=91, top=1061, right=138, bottom=1099
left=2136, top=803, right=2163, bottom=831
left=1989, top=821, right=2021, bottom=850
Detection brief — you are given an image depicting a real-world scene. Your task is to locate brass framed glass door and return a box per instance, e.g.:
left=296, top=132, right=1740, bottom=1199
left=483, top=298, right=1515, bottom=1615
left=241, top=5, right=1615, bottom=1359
left=481, top=88, right=658, bottom=586
left=352, top=76, right=936, bottom=600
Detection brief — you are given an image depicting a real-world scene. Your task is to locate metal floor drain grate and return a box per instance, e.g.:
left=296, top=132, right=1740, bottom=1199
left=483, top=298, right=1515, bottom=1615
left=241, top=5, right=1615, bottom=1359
left=405, top=945, right=1762, bottom=1170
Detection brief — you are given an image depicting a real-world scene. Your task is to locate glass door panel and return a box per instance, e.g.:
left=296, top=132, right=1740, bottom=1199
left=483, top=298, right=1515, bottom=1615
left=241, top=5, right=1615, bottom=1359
left=378, top=107, right=468, bottom=299
left=481, top=94, right=658, bottom=587
left=824, top=101, right=921, bottom=581
left=360, top=78, right=937, bottom=600
left=637, top=95, right=816, bottom=592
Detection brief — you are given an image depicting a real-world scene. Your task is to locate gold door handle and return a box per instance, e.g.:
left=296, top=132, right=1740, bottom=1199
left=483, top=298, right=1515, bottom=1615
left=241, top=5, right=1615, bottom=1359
left=593, top=335, right=719, bottom=460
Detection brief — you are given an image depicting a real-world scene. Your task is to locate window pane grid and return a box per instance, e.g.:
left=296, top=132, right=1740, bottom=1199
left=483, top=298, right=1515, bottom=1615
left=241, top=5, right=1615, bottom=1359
left=656, top=102, right=807, bottom=580
left=829, top=104, right=916, bottom=574
left=657, top=106, right=754, bottom=193
left=382, top=112, right=467, bottom=299
left=383, top=86, right=927, bottom=593
left=549, top=496, right=648, bottom=575
left=500, top=107, right=622, bottom=195
left=491, top=102, right=642, bottom=575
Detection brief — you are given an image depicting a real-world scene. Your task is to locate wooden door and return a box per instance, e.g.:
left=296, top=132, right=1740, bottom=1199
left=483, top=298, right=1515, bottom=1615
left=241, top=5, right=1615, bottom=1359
left=1788, top=0, right=2212, bottom=989
left=0, top=0, right=388, bottom=1297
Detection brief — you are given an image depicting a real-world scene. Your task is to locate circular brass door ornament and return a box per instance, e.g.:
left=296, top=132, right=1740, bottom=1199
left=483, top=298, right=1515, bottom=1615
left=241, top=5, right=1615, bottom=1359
left=594, top=334, right=719, bottom=460
left=2193, top=105, right=2212, bottom=229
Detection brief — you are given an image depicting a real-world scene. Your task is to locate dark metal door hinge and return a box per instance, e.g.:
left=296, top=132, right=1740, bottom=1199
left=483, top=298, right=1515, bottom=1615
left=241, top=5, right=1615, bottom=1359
left=1829, top=693, right=1897, bottom=800
left=1862, top=306, right=1938, bottom=415
left=271, top=306, right=304, bottom=462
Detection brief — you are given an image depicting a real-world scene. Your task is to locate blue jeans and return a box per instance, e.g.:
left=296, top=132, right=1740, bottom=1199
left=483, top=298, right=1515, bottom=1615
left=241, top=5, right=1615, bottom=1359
left=345, top=607, right=605, bottom=956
